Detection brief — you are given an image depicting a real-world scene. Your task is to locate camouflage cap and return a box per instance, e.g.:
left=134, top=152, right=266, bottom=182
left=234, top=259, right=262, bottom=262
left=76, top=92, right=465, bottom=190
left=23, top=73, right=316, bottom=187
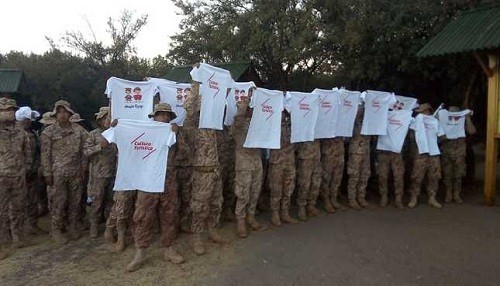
left=69, top=113, right=85, bottom=122
left=415, top=103, right=432, bottom=113
left=95, top=106, right=110, bottom=120
left=449, top=106, right=461, bottom=112
left=0, top=97, right=18, bottom=110
left=39, top=111, right=56, bottom=125
left=51, top=100, right=75, bottom=117
left=148, top=103, right=177, bottom=119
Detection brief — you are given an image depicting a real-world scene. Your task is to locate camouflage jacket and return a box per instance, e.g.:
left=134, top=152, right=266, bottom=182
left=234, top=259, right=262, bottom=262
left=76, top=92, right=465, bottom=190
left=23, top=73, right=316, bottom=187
left=232, top=99, right=261, bottom=171
left=441, top=138, right=466, bottom=158
left=0, top=124, right=32, bottom=177
left=269, top=118, right=296, bottom=165
left=217, top=126, right=235, bottom=169
left=83, top=127, right=117, bottom=178
left=348, top=117, right=370, bottom=155
left=173, top=127, right=193, bottom=167
left=320, top=137, right=345, bottom=158
left=297, top=140, right=321, bottom=161
left=184, top=81, right=219, bottom=168
left=41, top=122, right=88, bottom=178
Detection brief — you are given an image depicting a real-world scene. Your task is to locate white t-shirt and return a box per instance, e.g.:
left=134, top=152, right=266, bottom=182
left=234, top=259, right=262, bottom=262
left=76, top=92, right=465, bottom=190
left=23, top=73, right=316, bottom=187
left=244, top=88, right=284, bottom=149
left=286, top=91, right=320, bottom=143
left=361, top=90, right=396, bottom=135
left=410, top=114, right=444, bottom=156
left=312, top=88, right=342, bottom=139
left=392, top=95, right=418, bottom=110
left=102, top=119, right=176, bottom=193
left=376, top=110, right=413, bottom=153
left=437, top=109, right=471, bottom=139
left=225, top=81, right=256, bottom=126
left=154, top=80, right=191, bottom=126
left=336, top=89, right=361, bottom=137
left=105, top=77, right=157, bottom=121
left=190, top=63, right=233, bottom=130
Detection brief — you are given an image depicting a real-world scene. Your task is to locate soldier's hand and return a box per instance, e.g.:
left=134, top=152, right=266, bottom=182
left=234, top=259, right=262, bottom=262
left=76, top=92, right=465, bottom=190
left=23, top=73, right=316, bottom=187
left=171, top=123, right=179, bottom=133
left=110, top=119, right=118, bottom=127
left=100, top=139, right=109, bottom=148
left=45, top=175, right=53, bottom=186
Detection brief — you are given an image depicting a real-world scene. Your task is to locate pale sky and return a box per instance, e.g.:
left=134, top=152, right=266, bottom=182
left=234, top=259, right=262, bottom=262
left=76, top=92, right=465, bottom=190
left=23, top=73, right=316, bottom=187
left=0, top=0, right=183, bottom=59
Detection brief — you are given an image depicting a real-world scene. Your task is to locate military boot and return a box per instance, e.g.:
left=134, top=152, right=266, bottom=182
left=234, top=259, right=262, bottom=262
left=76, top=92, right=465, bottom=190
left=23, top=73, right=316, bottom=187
left=52, top=230, right=69, bottom=245
left=307, top=203, right=321, bottom=217
left=453, top=191, right=463, bottom=204
left=445, top=188, right=453, bottom=203
left=11, top=234, right=26, bottom=249
left=103, top=227, right=116, bottom=243
left=192, top=233, right=206, bottom=255
left=298, top=206, right=308, bottom=221
left=323, top=199, right=335, bottom=213
left=208, top=227, right=227, bottom=244
left=332, top=198, right=347, bottom=211
left=26, top=223, right=47, bottom=235
left=236, top=218, right=248, bottom=238
left=348, top=199, right=362, bottom=210
left=379, top=194, right=388, bottom=207
left=115, top=230, right=126, bottom=252
left=281, top=211, right=299, bottom=224
left=428, top=193, right=442, bottom=209
left=358, top=197, right=370, bottom=208
left=395, top=194, right=405, bottom=210
left=164, top=246, right=185, bottom=264
left=246, top=214, right=268, bottom=232
left=407, top=195, right=418, bottom=209
left=271, top=211, right=282, bottom=227
left=90, top=223, right=99, bottom=238
left=126, top=248, right=146, bottom=272
left=0, top=248, right=6, bottom=260
left=68, top=221, right=81, bottom=241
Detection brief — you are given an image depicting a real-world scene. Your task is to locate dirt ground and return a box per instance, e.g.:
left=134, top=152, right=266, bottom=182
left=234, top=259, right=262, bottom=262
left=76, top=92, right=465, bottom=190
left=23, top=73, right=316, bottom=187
left=1, top=145, right=499, bottom=285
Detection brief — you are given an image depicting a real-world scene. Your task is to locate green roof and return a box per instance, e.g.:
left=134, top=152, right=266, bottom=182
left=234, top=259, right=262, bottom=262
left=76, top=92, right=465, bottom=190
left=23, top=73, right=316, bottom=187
left=165, top=61, right=253, bottom=83
left=0, top=69, right=24, bottom=93
left=417, top=5, right=500, bottom=57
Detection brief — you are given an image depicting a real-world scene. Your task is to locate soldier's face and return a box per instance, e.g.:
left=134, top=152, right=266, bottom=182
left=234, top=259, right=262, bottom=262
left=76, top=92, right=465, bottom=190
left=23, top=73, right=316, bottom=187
left=100, top=115, right=111, bottom=129
left=56, top=107, right=71, bottom=123
left=0, top=108, right=15, bottom=123
left=154, top=112, right=172, bottom=123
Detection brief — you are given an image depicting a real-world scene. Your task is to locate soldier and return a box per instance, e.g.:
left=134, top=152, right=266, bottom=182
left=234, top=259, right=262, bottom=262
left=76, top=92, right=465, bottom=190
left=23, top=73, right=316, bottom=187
left=15, top=107, right=47, bottom=234
left=441, top=106, right=476, bottom=203
left=175, top=125, right=194, bottom=233
left=232, top=93, right=267, bottom=238
left=83, top=107, right=117, bottom=238
left=376, top=150, right=405, bottom=209
left=104, top=187, right=136, bottom=251
left=346, top=106, right=371, bottom=210
left=296, top=140, right=322, bottom=221
left=37, top=112, right=55, bottom=217
left=217, top=123, right=236, bottom=223
left=0, top=97, right=32, bottom=259
left=184, top=79, right=226, bottom=255
left=268, top=111, right=299, bottom=226
left=125, top=103, right=185, bottom=272
left=407, top=103, right=442, bottom=209
left=320, top=137, right=347, bottom=212
left=41, top=100, right=88, bottom=244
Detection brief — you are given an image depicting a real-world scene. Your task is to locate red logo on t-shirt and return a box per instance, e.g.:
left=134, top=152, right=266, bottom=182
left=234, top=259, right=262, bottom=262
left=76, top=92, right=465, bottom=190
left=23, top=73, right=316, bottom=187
left=130, top=132, right=157, bottom=159
left=208, top=72, right=220, bottom=98
left=261, top=98, right=275, bottom=121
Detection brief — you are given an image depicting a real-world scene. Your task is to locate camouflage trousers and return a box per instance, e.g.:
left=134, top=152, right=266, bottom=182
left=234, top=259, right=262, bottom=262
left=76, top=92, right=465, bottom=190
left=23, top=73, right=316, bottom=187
left=190, top=167, right=223, bottom=233
left=176, top=166, right=193, bottom=229
left=409, top=155, right=441, bottom=197
left=321, top=153, right=344, bottom=202
left=297, top=159, right=322, bottom=207
left=48, top=176, right=83, bottom=232
left=133, top=187, right=178, bottom=249
left=234, top=166, right=263, bottom=219
left=347, top=153, right=371, bottom=200
left=106, top=191, right=137, bottom=235
left=377, top=151, right=405, bottom=196
left=88, top=177, right=114, bottom=225
left=221, top=163, right=236, bottom=215
left=26, top=176, right=39, bottom=226
left=442, top=154, right=466, bottom=194
left=0, top=176, right=27, bottom=245
left=268, top=162, right=296, bottom=213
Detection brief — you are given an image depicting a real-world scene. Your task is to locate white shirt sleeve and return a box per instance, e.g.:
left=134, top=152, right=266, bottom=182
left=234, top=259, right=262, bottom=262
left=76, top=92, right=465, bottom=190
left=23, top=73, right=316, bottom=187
left=166, top=126, right=177, bottom=147
left=102, top=127, right=116, bottom=143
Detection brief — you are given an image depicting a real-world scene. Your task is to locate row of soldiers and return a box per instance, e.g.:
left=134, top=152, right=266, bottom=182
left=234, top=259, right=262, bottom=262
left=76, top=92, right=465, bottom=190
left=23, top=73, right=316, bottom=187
left=0, top=82, right=474, bottom=271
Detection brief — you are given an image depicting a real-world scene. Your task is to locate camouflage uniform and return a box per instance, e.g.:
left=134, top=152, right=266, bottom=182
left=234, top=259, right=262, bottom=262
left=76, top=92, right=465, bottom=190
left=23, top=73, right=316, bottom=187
left=24, top=127, right=41, bottom=228
left=232, top=100, right=263, bottom=220
left=184, top=82, right=223, bottom=234
left=41, top=121, right=88, bottom=235
left=441, top=138, right=466, bottom=201
left=217, top=125, right=236, bottom=220
left=174, top=127, right=193, bottom=231
left=84, top=127, right=117, bottom=226
left=296, top=141, right=322, bottom=207
left=320, top=137, right=345, bottom=207
left=268, top=117, right=296, bottom=214
left=347, top=116, right=371, bottom=202
left=0, top=111, right=31, bottom=245
left=376, top=150, right=405, bottom=200
left=105, top=191, right=136, bottom=237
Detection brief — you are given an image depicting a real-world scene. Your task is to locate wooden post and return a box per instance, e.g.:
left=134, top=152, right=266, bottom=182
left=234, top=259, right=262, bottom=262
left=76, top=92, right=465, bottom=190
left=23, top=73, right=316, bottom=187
left=484, top=55, right=499, bottom=206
